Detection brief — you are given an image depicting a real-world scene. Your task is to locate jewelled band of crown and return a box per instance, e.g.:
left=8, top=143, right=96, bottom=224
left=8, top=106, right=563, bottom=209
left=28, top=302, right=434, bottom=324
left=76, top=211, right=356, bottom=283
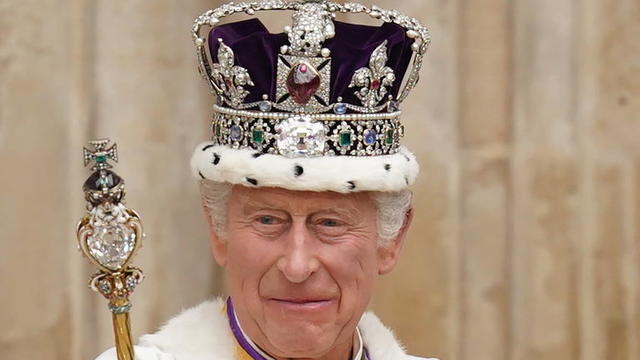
left=211, top=111, right=404, bottom=157
left=191, top=1, right=431, bottom=111
left=76, top=138, right=144, bottom=304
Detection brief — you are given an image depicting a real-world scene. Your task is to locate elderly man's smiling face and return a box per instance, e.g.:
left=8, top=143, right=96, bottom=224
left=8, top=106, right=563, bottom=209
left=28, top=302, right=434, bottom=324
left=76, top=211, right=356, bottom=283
left=207, top=185, right=410, bottom=360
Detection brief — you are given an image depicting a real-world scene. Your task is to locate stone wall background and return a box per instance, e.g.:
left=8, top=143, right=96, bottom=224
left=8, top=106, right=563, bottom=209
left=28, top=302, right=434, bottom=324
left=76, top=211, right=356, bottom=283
left=0, top=0, right=638, bottom=359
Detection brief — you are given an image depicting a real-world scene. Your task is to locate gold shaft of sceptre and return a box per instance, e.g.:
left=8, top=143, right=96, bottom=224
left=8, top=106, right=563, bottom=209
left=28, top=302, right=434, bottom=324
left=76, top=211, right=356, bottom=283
left=112, top=309, right=135, bottom=360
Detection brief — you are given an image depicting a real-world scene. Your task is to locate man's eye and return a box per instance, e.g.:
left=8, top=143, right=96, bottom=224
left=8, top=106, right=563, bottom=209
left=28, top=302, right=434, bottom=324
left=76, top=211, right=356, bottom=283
left=257, top=216, right=277, bottom=225
left=251, top=214, right=288, bottom=237
left=319, top=219, right=341, bottom=227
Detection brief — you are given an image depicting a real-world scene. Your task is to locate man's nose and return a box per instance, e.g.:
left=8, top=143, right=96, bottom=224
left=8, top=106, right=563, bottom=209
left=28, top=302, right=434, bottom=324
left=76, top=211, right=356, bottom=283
left=276, top=221, right=320, bottom=283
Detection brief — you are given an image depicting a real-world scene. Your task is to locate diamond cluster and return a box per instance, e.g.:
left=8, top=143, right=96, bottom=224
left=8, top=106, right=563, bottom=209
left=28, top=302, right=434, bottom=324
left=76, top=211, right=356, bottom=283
left=287, top=2, right=335, bottom=57
left=211, top=40, right=254, bottom=107
left=349, top=41, right=396, bottom=108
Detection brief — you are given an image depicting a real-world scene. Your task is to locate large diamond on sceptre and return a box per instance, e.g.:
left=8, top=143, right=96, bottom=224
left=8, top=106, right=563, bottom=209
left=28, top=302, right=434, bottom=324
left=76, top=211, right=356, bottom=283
left=76, top=138, right=143, bottom=360
left=79, top=203, right=141, bottom=272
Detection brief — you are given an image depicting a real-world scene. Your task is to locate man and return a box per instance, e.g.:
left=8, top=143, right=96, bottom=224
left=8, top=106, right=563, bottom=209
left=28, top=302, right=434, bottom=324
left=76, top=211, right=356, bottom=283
left=97, top=1, right=433, bottom=359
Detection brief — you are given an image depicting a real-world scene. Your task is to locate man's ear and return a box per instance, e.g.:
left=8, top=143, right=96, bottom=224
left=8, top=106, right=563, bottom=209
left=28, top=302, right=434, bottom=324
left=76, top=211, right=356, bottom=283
left=203, top=204, right=227, bottom=267
left=377, top=207, right=414, bottom=275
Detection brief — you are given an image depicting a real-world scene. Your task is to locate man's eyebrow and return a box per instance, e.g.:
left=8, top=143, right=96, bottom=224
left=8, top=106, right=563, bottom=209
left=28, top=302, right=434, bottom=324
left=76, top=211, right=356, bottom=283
left=240, top=200, right=362, bottom=218
left=240, top=200, right=285, bottom=215
left=312, top=207, right=361, bottom=221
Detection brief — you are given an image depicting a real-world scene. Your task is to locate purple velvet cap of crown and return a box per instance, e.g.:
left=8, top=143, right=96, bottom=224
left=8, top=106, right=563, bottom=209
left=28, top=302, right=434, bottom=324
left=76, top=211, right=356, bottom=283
left=208, top=18, right=414, bottom=105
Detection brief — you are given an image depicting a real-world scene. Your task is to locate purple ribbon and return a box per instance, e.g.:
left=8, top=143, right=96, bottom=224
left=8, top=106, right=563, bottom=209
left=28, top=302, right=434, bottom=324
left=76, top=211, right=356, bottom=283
left=227, top=297, right=270, bottom=360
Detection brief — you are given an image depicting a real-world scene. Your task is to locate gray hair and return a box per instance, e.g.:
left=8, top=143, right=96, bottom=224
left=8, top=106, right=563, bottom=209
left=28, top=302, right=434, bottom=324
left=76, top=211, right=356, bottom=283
left=199, top=180, right=412, bottom=246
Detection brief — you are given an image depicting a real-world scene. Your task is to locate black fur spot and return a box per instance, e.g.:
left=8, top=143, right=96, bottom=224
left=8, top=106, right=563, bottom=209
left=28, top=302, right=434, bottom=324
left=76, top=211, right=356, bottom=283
left=294, top=165, right=304, bottom=177
left=403, top=154, right=411, bottom=162
left=246, top=177, right=258, bottom=186
left=212, top=152, right=221, bottom=165
left=347, top=181, right=356, bottom=190
left=202, top=144, right=214, bottom=152
left=252, top=152, right=265, bottom=158
left=384, top=164, right=391, bottom=171
left=198, top=171, right=206, bottom=180
left=405, top=176, right=409, bottom=185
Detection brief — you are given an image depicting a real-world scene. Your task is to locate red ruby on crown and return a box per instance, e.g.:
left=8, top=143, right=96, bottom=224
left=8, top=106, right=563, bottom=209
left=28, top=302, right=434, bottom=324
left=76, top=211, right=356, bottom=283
left=286, top=62, right=321, bottom=105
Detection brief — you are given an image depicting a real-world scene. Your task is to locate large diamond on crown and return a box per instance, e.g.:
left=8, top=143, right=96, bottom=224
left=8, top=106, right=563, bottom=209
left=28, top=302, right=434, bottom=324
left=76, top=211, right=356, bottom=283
left=276, top=116, right=326, bottom=157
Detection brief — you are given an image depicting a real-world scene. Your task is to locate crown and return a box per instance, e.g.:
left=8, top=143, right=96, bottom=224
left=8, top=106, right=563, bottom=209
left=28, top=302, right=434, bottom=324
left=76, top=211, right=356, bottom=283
left=192, top=1, right=430, bottom=159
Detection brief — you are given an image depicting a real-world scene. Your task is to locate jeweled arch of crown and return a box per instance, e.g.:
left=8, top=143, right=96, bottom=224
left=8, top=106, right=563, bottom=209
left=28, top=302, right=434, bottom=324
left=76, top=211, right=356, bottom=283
left=192, top=0, right=431, bottom=158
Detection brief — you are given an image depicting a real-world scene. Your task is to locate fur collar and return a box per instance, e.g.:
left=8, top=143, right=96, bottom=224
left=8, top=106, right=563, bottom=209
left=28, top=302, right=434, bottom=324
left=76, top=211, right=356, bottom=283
left=136, top=298, right=431, bottom=360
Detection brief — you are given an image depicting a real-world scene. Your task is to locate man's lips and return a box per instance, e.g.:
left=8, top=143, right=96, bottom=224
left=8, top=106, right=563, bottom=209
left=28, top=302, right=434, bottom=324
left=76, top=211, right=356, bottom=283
left=266, top=297, right=336, bottom=311
left=269, top=297, right=332, bottom=304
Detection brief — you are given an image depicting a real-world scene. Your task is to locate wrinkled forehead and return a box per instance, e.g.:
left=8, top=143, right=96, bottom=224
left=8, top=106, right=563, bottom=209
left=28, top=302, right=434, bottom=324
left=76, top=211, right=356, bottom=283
left=230, top=185, right=376, bottom=216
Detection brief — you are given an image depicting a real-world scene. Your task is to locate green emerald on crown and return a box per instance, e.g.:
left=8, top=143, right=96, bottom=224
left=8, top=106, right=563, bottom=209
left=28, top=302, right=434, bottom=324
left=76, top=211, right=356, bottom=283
left=252, top=128, right=265, bottom=144
left=339, top=131, right=352, bottom=147
left=385, top=129, right=394, bottom=145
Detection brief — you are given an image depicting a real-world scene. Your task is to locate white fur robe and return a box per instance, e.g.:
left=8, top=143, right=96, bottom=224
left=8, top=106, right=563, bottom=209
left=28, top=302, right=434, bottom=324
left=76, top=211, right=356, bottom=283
left=95, top=298, right=435, bottom=360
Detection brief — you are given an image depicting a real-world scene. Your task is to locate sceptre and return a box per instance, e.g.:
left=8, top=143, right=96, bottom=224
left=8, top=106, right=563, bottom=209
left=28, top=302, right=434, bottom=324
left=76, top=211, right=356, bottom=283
left=76, top=139, right=144, bottom=360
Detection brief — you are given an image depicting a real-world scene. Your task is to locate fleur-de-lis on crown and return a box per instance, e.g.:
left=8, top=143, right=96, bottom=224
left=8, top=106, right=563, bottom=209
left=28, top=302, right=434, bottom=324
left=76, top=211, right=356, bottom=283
left=349, top=41, right=396, bottom=108
left=211, top=39, right=254, bottom=108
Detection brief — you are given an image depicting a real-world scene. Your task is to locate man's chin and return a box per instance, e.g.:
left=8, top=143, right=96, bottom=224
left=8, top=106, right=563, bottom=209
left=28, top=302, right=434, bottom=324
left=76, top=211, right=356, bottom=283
left=258, top=299, right=343, bottom=356
left=264, top=332, right=334, bottom=359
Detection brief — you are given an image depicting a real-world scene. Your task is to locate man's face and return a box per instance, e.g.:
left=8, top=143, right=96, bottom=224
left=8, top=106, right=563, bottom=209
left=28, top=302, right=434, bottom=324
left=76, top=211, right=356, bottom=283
left=209, top=186, right=399, bottom=359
